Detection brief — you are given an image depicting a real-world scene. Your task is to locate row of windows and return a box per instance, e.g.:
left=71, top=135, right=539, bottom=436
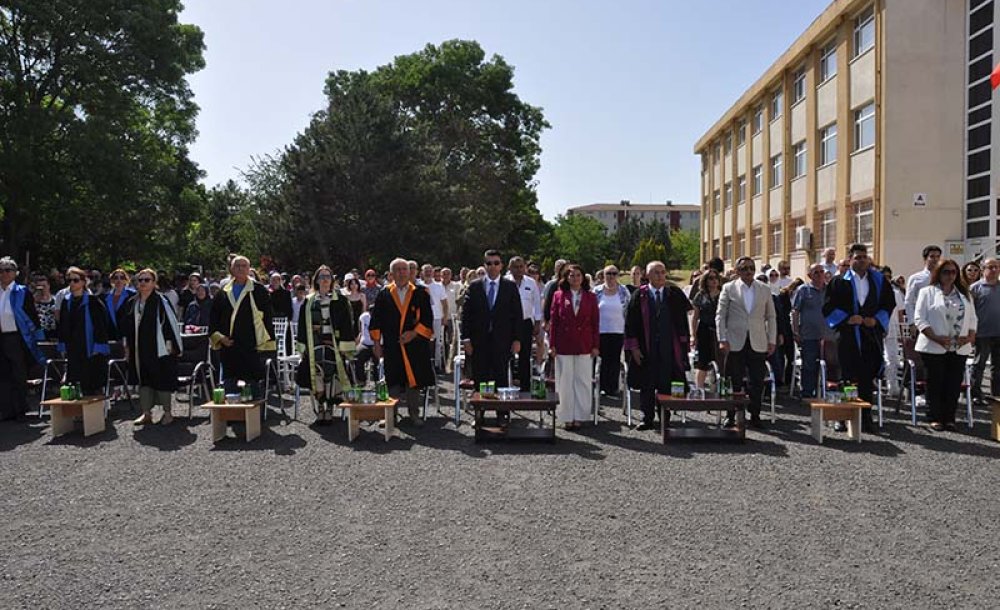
left=705, top=101, right=874, bottom=196
left=966, top=211, right=1000, bottom=240
left=970, top=1, right=994, bottom=37
left=965, top=2, right=992, bottom=228
left=707, top=203, right=874, bottom=259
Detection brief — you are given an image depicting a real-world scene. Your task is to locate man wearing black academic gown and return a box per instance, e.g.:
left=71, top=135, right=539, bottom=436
left=0, top=257, right=45, bottom=420
left=370, top=257, right=435, bottom=426
left=209, top=256, right=275, bottom=398
left=823, top=243, right=895, bottom=430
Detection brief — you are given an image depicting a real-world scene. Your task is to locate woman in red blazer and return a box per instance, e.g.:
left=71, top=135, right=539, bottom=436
left=549, top=264, right=600, bottom=430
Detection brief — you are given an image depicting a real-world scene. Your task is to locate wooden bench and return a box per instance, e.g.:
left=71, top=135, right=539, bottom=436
left=202, top=401, right=263, bottom=443
left=42, top=396, right=107, bottom=438
left=806, top=399, right=870, bottom=444
left=341, top=399, right=398, bottom=442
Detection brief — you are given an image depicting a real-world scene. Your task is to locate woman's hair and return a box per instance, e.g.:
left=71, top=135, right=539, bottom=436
left=345, top=276, right=361, bottom=292
left=66, top=266, right=86, bottom=283
left=698, top=270, right=721, bottom=294
left=782, top=277, right=804, bottom=295
left=135, top=268, right=158, bottom=285
left=558, top=263, right=590, bottom=292
left=195, top=284, right=208, bottom=299
left=931, top=258, right=969, bottom=298
left=962, top=261, right=981, bottom=280
left=111, top=267, right=131, bottom=282
left=311, top=265, right=333, bottom=291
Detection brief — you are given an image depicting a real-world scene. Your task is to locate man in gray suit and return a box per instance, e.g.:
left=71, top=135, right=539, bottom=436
left=716, top=256, right=777, bottom=428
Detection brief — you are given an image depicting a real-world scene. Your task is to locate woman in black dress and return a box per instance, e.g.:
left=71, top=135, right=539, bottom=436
left=57, top=266, right=110, bottom=395
left=688, top=270, right=722, bottom=390
left=121, top=269, right=183, bottom=426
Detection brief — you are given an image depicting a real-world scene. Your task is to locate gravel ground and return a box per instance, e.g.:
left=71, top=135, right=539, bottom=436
left=2, top=382, right=1000, bottom=610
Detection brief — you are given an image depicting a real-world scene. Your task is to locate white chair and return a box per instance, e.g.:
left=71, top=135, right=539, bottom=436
left=37, top=342, right=67, bottom=418
left=104, top=341, right=134, bottom=416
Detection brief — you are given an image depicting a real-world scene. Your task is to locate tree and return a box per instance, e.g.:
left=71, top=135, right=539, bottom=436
left=631, top=237, right=667, bottom=270
left=669, top=229, right=701, bottom=270
left=0, top=1, right=205, bottom=269
left=538, top=214, right=612, bottom=274
left=609, top=217, right=673, bottom=269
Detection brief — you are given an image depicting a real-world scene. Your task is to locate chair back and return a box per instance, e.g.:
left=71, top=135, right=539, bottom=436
left=900, top=336, right=926, bottom=379
left=178, top=333, right=210, bottom=377
left=273, top=317, right=289, bottom=358
left=821, top=336, right=841, bottom=382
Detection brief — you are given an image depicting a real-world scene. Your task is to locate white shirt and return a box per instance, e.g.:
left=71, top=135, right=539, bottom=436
left=571, top=289, right=581, bottom=314
left=291, top=297, right=305, bottom=326
left=777, top=277, right=793, bottom=289
left=740, top=280, right=756, bottom=314
left=358, top=311, right=374, bottom=346
left=426, top=281, right=447, bottom=320
left=0, top=282, right=16, bottom=332
left=442, top=282, right=459, bottom=317
left=395, top=284, right=409, bottom=305
left=852, top=271, right=870, bottom=306
left=905, top=268, right=932, bottom=323
left=509, top=274, right=542, bottom=322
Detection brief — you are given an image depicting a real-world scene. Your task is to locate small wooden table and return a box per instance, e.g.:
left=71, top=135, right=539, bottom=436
left=42, top=396, right=107, bottom=437
left=202, top=401, right=264, bottom=443
left=656, top=393, right=748, bottom=442
left=806, top=398, right=870, bottom=444
left=341, top=399, right=398, bottom=442
left=990, top=401, right=1000, bottom=442
left=470, top=392, right=557, bottom=443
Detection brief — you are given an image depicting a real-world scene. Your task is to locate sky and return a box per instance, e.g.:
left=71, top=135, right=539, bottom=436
left=180, top=0, right=833, bottom=220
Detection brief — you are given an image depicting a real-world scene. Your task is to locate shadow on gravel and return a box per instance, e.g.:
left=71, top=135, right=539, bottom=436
left=576, top=421, right=791, bottom=458
left=0, top=419, right=46, bottom=451
left=881, top=422, right=1000, bottom=458
left=764, top=420, right=906, bottom=456
left=311, top=420, right=418, bottom=452
left=208, top=425, right=308, bottom=455
left=132, top=422, right=199, bottom=451
left=45, top=422, right=120, bottom=447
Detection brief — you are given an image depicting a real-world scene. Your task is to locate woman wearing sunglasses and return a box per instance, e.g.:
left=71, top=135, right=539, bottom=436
left=295, top=265, right=356, bottom=424
left=121, top=269, right=184, bottom=426
left=57, top=266, right=111, bottom=396
left=104, top=268, right=136, bottom=341
left=914, top=258, right=977, bottom=431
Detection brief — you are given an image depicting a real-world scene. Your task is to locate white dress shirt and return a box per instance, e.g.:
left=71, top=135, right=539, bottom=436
left=0, top=283, right=16, bottom=332
left=509, top=274, right=542, bottom=321
left=904, top=268, right=932, bottom=323
left=740, top=280, right=755, bottom=314
left=852, top=271, right=870, bottom=306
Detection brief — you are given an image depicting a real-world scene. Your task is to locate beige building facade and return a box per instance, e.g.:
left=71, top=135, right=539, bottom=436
left=695, top=0, right=995, bottom=278
left=567, top=201, right=700, bottom=233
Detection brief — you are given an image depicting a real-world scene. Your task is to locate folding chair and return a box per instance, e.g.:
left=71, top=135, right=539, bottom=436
left=790, top=343, right=803, bottom=399
left=104, top=341, right=134, bottom=416
left=176, top=333, right=216, bottom=418
left=762, top=360, right=777, bottom=423
left=272, top=316, right=300, bottom=393
left=899, top=337, right=925, bottom=425
left=289, top=345, right=358, bottom=421
left=37, top=342, right=67, bottom=418
left=451, top=353, right=466, bottom=425
left=621, top=359, right=639, bottom=427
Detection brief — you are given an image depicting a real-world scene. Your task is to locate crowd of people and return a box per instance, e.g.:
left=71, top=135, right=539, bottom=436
left=0, top=242, right=995, bottom=437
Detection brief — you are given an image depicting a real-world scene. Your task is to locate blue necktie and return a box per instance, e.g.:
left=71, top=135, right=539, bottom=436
left=487, top=281, right=496, bottom=311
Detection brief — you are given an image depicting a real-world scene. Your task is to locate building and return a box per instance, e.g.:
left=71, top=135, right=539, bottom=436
left=567, top=201, right=700, bottom=233
left=694, top=0, right=997, bottom=277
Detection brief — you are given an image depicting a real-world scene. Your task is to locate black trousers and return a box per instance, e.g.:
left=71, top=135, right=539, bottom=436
left=353, top=345, right=376, bottom=383
left=513, top=319, right=535, bottom=389
left=638, top=351, right=674, bottom=425
left=726, top=336, right=766, bottom=418
left=971, top=337, right=1000, bottom=398
left=922, top=351, right=966, bottom=425
left=0, top=333, right=28, bottom=420
left=599, top=333, right=624, bottom=395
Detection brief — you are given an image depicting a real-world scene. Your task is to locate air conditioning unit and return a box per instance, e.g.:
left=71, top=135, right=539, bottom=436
left=794, top=226, right=812, bottom=251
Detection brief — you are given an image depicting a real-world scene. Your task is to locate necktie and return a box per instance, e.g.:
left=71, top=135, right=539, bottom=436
left=655, top=289, right=662, bottom=313
left=487, top=281, right=496, bottom=311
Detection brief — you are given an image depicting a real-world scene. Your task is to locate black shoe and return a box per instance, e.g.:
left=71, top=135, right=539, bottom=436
left=943, top=422, right=957, bottom=431
left=861, top=418, right=876, bottom=433
left=833, top=421, right=848, bottom=433
left=722, top=417, right=737, bottom=429
left=749, top=415, right=765, bottom=429
left=636, top=421, right=656, bottom=431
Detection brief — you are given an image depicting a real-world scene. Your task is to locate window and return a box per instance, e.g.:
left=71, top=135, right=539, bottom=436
left=770, top=224, right=783, bottom=255
left=752, top=165, right=763, bottom=195
left=752, top=105, right=764, bottom=134
left=820, top=210, right=837, bottom=252
left=854, top=102, right=875, bottom=151
left=820, top=123, right=838, bottom=166
left=820, top=39, right=838, bottom=81
left=770, top=154, right=783, bottom=188
left=724, top=182, right=733, bottom=209
left=736, top=120, right=747, bottom=147
left=752, top=228, right=763, bottom=256
left=723, top=237, right=733, bottom=261
left=770, top=88, right=783, bottom=121
left=853, top=202, right=873, bottom=246
left=737, top=175, right=746, bottom=204
left=792, top=67, right=806, bottom=103
left=712, top=239, right=720, bottom=258
left=723, top=133, right=732, bottom=155
left=738, top=233, right=746, bottom=258
left=854, top=5, right=875, bottom=57
left=713, top=189, right=720, bottom=214
left=792, top=141, right=807, bottom=178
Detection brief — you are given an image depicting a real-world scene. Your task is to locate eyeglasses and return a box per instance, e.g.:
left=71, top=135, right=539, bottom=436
left=136, top=277, right=153, bottom=283
left=317, top=274, right=333, bottom=280
left=606, top=271, right=619, bottom=276
left=484, top=261, right=502, bottom=267
left=0, top=268, right=14, bottom=273
left=69, top=277, right=84, bottom=283
left=940, top=269, right=957, bottom=276
left=111, top=274, right=125, bottom=280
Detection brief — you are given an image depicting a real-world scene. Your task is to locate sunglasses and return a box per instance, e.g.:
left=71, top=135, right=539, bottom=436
left=940, top=269, right=957, bottom=275
left=606, top=271, right=619, bottom=276
left=111, top=274, right=125, bottom=280
left=69, top=277, right=84, bottom=283
left=136, top=277, right=153, bottom=283
left=0, top=268, right=15, bottom=273
left=317, top=274, right=333, bottom=280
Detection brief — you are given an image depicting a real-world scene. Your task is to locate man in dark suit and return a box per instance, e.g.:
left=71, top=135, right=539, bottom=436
left=0, top=257, right=45, bottom=420
left=461, top=249, right=523, bottom=424
left=823, top=243, right=895, bottom=432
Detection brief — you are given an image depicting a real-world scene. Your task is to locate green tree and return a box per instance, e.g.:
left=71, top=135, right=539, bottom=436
left=631, top=237, right=668, bottom=270
left=669, top=229, right=701, bottom=270
left=0, top=1, right=205, bottom=269
left=540, top=214, right=611, bottom=274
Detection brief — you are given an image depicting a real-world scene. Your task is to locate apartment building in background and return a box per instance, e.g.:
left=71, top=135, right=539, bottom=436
left=694, top=0, right=997, bottom=277
left=567, top=201, right=700, bottom=233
